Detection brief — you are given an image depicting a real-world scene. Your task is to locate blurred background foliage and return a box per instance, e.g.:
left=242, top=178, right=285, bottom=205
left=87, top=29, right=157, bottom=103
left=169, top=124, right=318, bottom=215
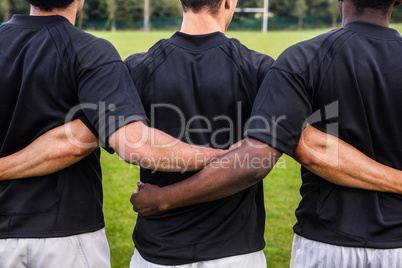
left=1, top=0, right=401, bottom=30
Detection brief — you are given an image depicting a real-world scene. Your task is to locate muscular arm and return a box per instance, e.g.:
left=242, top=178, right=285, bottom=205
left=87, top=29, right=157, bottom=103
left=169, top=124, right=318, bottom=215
left=293, top=125, right=402, bottom=194
left=130, top=138, right=281, bottom=216
left=131, top=125, right=402, bottom=217
left=0, top=119, right=223, bottom=181
left=0, top=119, right=98, bottom=181
left=109, top=121, right=225, bottom=172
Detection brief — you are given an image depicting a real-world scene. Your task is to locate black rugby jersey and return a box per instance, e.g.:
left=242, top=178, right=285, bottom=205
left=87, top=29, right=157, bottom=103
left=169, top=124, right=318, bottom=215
left=125, top=31, right=274, bottom=265
left=0, top=15, right=146, bottom=238
left=247, top=21, right=402, bottom=248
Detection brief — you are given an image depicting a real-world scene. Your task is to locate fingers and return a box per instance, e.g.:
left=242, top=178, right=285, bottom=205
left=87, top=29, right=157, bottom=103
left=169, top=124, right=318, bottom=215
left=130, top=190, right=137, bottom=207
left=130, top=182, right=163, bottom=217
left=131, top=182, right=146, bottom=213
left=130, top=182, right=143, bottom=207
left=130, top=191, right=143, bottom=214
left=137, top=180, right=145, bottom=190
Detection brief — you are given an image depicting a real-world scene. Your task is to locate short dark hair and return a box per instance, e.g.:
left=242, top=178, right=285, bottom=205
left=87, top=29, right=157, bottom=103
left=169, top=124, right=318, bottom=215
left=25, top=0, right=75, bottom=11
left=180, top=0, right=224, bottom=14
left=350, top=0, right=395, bottom=14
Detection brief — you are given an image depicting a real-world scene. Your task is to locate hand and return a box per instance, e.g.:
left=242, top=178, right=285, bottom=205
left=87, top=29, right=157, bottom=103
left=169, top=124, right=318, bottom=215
left=130, top=181, right=165, bottom=217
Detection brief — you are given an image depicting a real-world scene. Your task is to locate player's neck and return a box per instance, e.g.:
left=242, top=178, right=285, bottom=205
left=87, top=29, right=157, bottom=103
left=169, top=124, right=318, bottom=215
left=30, top=5, right=78, bottom=25
left=342, top=7, right=392, bottom=28
left=181, top=11, right=226, bottom=35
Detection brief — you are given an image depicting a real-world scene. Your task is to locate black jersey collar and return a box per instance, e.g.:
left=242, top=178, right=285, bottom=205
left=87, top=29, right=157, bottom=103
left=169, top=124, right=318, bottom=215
left=169, top=31, right=229, bottom=50
left=6, top=14, right=69, bottom=27
left=344, top=21, right=401, bottom=40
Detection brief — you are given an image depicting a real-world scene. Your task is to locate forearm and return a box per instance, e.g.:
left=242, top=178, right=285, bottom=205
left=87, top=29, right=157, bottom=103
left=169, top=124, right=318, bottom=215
left=160, top=150, right=275, bottom=210
left=132, top=139, right=281, bottom=216
left=0, top=119, right=98, bottom=181
left=110, top=122, right=225, bottom=172
left=294, top=125, right=402, bottom=194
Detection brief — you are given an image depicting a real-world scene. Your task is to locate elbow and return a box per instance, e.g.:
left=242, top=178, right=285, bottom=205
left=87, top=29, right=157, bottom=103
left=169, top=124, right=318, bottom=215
left=236, top=139, right=280, bottom=184
left=293, top=143, right=316, bottom=168
left=294, top=151, right=313, bottom=167
left=238, top=165, right=271, bottom=188
left=64, top=135, right=98, bottom=159
left=111, top=143, right=143, bottom=165
left=69, top=145, right=95, bottom=158
left=253, top=165, right=271, bottom=182
left=120, top=148, right=142, bottom=165
left=244, top=157, right=274, bottom=185
left=120, top=151, right=133, bottom=164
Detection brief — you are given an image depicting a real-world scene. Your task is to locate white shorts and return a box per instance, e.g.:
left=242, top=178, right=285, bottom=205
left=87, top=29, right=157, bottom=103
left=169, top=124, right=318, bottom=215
left=130, top=249, right=267, bottom=268
left=0, top=228, right=110, bottom=268
left=290, top=234, right=402, bottom=268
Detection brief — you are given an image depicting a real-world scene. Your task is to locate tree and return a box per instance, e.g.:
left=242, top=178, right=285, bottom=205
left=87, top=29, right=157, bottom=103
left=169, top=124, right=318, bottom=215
left=151, top=0, right=181, bottom=18
left=327, top=0, right=339, bottom=28
left=294, top=0, right=307, bottom=30
left=391, top=6, right=402, bottom=23
left=305, top=0, right=329, bottom=16
left=1, top=0, right=29, bottom=21
left=106, top=0, right=117, bottom=31
left=238, top=0, right=262, bottom=7
left=10, top=0, right=29, bottom=15
left=1, top=0, right=10, bottom=21
left=269, top=0, right=295, bottom=17
left=115, top=0, right=142, bottom=28
left=84, top=0, right=109, bottom=21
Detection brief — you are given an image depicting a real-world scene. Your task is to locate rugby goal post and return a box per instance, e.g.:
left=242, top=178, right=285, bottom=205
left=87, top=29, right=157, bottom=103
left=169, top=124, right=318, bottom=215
left=234, top=0, right=269, bottom=34
left=144, top=0, right=150, bottom=31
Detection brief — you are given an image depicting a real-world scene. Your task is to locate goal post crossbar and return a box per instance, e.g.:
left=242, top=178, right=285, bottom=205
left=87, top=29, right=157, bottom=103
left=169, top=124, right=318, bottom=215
left=234, top=0, right=269, bottom=34
left=234, top=8, right=265, bottom=13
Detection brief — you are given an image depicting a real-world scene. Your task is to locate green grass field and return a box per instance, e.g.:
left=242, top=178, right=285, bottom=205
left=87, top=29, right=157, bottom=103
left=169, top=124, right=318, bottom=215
left=94, top=27, right=402, bottom=268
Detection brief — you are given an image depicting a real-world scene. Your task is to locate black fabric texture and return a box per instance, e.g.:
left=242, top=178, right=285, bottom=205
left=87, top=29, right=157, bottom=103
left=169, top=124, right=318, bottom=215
left=125, top=31, right=274, bottom=265
left=246, top=21, right=402, bottom=248
left=0, top=15, right=147, bottom=238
